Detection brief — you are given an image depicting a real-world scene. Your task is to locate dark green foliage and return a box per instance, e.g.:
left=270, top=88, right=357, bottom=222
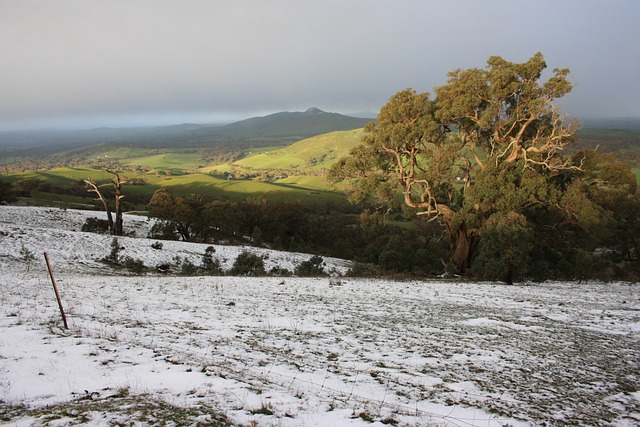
left=147, top=188, right=203, bottom=241
left=201, top=246, right=223, bottom=275
left=82, top=217, right=111, bottom=234
left=378, top=236, right=412, bottom=272
left=173, top=256, right=198, bottom=275
left=251, top=226, right=263, bottom=246
left=149, top=220, right=179, bottom=240
left=0, top=179, right=16, bottom=203
left=122, top=256, right=146, bottom=274
left=269, top=266, right=292, bottom=276
left=104, top=238, right=122, bottom=265
left=145, top=188, right=450, bottom=277
left=230, top=251, right=266, bottom=276
left=294, top=255, right=326, bottom=277
left=101, top=238, right=145, bottom=273
left=469, top=212, right=533, bottom=285
left=346, top=262, right=381, bottom=277
left=10, top=179, right=40, bottom=197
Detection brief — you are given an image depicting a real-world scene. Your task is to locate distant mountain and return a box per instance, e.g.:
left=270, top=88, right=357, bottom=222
left=0, top=108, right=373, bottom=158
left=210, top=107, right=372, bottom=140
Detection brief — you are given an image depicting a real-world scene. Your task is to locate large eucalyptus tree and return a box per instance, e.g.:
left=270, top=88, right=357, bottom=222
left=331, top=53, right=583, bottom=282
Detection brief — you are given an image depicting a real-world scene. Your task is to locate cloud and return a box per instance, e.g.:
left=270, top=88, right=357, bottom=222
left=1, top=0, right=639, bottom=130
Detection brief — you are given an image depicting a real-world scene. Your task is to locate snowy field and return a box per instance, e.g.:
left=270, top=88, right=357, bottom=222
left=1, top=206, right=639, bottom=426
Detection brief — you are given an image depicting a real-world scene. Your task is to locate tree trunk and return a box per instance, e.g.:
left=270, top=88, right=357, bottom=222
left=446, top=223, right=480, bottom=274
left=113, top=194, right=124, bottom=236
left=505, top=263, right=514, bottom=286
left=110, top=171, right=125, bottom=236
left=84, top=178, right=115, bottom=233
left=85, top=171, right=126, bottom=236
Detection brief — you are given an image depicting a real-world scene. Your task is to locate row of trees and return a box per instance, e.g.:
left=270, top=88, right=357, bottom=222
left=145, top=189, right=449, bottom=276
left=330, top=53, right=639, bottom=283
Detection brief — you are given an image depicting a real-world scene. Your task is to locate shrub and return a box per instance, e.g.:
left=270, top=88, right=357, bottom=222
left=201, top=247, right=223, bottom=275
left=82, top=217, right=110, bottom=234
left=103, top=238, right=122, bottom=265
left=294, top=255, right=326, bottom=277
left=378, top=236, right=411, bottom=272
left=149, top=221, right=178, bottom=240
left=122, top=256, right=146, bottom=274
left=173, top=257, right=198, bottom=275
left=346, top=262, right=381, bottom=277
left=269, top=266, right=292, bottom=276
left=469, top=212, right=533, bottom=285
left=230, top=250, right=266, bottom=276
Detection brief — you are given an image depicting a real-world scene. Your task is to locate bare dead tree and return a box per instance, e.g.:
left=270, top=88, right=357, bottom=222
left=84, top=170, right=127, bottom=236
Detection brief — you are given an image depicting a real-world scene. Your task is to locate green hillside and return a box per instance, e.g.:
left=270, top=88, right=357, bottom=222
left=4, top=165, right=346, bottom=208
left=119, top=152, right=203, bottom=171
left=7, top=118, right=638, bottom=211
left=234, top=129, right=363, bottom=171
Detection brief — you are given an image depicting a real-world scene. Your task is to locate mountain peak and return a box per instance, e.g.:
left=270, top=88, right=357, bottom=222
left=304, top=107, right=325, bottom=114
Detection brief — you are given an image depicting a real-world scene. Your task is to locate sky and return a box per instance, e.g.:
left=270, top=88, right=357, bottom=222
left=1, top=0, right=639, bottom=131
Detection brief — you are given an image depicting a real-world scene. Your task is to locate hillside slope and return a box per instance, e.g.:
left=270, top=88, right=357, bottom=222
left=0, top=108, right=373, bottom=159
left=1, top=206, right=638, bottom=426
left=234, top=128, right=363, bottom=171
left=0, top=206, right=352, bottom=275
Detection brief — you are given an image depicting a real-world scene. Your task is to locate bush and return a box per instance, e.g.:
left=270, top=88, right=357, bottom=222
left=173, top=256, right=198, bottom=275
left=122, top=256, right=146, bottom=274
left=378, top=236, right=411, bottom=272
left=103, top=238, right=122, bottom=265
left=201, top=246, right=223, bottom=275
left=294, top=255, right=326, bottom=277
left=230, top=251, right=266, bottom=276
left=82, top=217, right=110, bottom=234
left=149, top=221, right=178, bottom=240
left=469, top=212, right=533, bottom=285
left=345, top=262, right=381, bottom=277
left=269, top=266, right=292, bottom=276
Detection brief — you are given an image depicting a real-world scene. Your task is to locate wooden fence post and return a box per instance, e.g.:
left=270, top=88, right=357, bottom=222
left=43, top=252, right=69, bottom=329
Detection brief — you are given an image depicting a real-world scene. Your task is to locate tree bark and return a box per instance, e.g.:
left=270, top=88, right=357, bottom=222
left=85, top=171, right=126, bottom=236
left=84, top=178, right=115, bottom=234
left=107, top=171, right=125, bottom=236
left=505, top=264, right=514, bottom=286
left=445, top=222, right=480, bottom=274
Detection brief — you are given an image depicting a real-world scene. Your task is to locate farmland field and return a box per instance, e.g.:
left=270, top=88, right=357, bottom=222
left=1, top=207, right=639, bottom=426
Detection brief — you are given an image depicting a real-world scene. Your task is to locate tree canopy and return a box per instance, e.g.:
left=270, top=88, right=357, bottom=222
left=331, top=53, right=639, bottom=283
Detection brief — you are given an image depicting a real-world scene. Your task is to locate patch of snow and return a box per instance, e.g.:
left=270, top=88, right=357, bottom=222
left=1, top=206, right=639, bottom=426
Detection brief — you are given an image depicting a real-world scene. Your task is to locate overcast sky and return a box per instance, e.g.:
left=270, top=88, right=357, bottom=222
left=1, top=0, right=639, bottom=130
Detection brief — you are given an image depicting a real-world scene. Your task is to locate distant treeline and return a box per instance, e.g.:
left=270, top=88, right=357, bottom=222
left=142, top=187, right=639, bottom=282
left=144, top=188, right=448, bottom=276
left=2, top=176, right=638, bottom=281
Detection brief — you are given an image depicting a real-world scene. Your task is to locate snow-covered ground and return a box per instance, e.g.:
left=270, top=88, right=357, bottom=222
left=1, top=206, right=639, bottom=426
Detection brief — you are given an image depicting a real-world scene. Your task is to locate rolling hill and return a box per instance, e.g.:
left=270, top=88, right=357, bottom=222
left=0, top=108, right=373, bottom=160
left=209, top=107, right=371, bottom=141
left=232, top=128, right=364, bottom=171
